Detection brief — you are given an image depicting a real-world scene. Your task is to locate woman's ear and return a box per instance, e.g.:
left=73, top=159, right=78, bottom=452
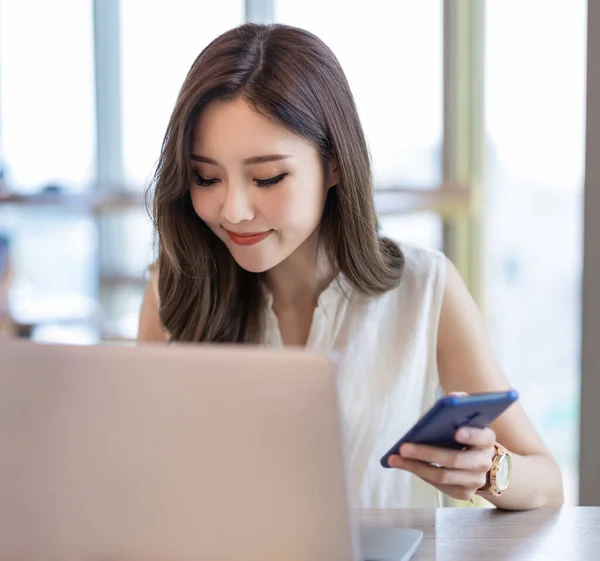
left=326, top=159, right=340, bottom=190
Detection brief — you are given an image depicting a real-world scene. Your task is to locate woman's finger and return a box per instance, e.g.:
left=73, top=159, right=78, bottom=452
left=391, top=456, right=487, bottom=491
left=399, top=442, right=493, bottom=472
left=454, top=426, right=496, bottom=449
left=418, top=474, right=480, bottom=503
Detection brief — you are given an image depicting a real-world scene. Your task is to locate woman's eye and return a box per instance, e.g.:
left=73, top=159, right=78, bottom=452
left=194, top=172, right=219, bottom=187
left=193, top=172, right=287, bottom=188
left=255, top=173, right=288, bottom=188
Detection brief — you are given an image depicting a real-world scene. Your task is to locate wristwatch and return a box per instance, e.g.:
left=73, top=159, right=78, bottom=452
left=478, top=442, right=512, bottom=496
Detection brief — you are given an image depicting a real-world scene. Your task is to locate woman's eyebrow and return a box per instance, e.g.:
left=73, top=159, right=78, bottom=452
left=190, top=154, right=292, bottom=165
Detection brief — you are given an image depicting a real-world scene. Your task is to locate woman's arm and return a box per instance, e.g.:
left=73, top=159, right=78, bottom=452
left=137, top=283, right=169, bottom=343
left=390, top=257, right=563, bottom=510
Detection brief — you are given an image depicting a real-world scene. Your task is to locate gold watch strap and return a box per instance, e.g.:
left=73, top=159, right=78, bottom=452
left=478, top=442, right=508, bottom=496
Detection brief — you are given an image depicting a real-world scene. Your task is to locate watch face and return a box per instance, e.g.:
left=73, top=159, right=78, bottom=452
left=495, top=454, right=512, bottom=492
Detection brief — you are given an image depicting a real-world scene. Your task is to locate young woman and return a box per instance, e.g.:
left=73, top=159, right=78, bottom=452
left=138, top=23, right=563, bottom=510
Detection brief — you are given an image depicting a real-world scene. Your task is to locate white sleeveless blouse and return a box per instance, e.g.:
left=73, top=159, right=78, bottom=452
left=153, top=244, right=446, bottom=509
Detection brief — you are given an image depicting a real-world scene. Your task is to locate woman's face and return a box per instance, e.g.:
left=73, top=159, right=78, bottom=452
left=189, top=99, right=337, bottom=273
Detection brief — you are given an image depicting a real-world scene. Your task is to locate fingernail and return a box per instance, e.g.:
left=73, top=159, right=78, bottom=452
left=456, top=428, right=470, bottom=441
left=389, top=456, right=403, bottom=468
left=401, top=443, right=416, bottom=457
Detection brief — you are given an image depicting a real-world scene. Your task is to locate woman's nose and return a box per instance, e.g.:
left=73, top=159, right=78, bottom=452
left=220, top=183, right=255, bottom=224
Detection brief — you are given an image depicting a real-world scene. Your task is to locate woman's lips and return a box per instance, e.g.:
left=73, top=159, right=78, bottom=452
left=225, top=229, right=274, bottom=246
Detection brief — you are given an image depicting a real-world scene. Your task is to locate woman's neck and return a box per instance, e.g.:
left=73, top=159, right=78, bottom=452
left=263, top=235, right=336, bottom=312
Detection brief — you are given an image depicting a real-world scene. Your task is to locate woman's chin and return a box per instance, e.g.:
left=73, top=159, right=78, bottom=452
left=230, top=252, right=282, bottom=274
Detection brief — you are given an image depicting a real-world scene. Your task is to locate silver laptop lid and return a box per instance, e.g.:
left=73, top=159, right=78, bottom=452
left=0, top=340, right=360, bottom=561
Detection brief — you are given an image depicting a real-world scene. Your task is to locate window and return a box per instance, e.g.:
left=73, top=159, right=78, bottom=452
left=0, top=206, right=98, bottom=344
left=86, top=0, right=247, bottom=339
left=276, top=0, right=443, bottom=188
left=379, top=213, right=442, bottom=251
left=0, top=0, right=97, bottom=343
left=484, top=0, right=587, bottom=505
left=120, top=0, right=245, bottom=188
left=0, top=0, right=95, bottom=193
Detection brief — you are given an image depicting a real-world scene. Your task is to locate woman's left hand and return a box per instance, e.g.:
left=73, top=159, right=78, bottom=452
left=387, top=426, right=497, bottom=502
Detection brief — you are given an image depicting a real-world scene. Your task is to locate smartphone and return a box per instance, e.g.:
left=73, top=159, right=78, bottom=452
left=380, top=389, right=519, bottom=468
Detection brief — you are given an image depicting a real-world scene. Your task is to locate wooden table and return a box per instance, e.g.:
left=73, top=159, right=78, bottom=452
left=359, top=507, right=600, bottom=560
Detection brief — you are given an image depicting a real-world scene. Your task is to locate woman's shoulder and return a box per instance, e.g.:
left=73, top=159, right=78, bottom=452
left=359, top=242, right=448, bottom=326
left=346, top=242, right=446, bottom=307
left=148, top=262, right=160, bottom=304
left=396, top=243, right=447, bottom=291
left=369, top=243, right=448, bottom=351
left=138, top=262, right=169, bottom=342
left=399, top=242, right=446, bottom=270
left=350, top=242, right=447, bottom=319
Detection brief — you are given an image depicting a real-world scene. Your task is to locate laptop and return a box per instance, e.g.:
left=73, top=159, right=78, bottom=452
left=0, top=339, right=423, bottom=560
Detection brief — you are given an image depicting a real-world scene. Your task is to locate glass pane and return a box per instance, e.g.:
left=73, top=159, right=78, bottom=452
left=120, top=0, right=245, bottom=188
left=100, top=284, right=145, bottom=342
left=31, top=323, right=99, bottom=346
left=275, top=0, right=442, bottom=188
left=96, top=209, right=153, bottom=341
left=0, top=0, right=95, bottom=193
left=485, top=0, right=586, bottom=505
left=379, top=213, right=443, bottom=251
left=0, top=207, right=98, bottom=342
left=99, top=209, right=155, bottom=278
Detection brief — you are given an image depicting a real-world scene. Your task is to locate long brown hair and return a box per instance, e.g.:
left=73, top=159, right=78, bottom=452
left=150, top=23, right=404, bottom=343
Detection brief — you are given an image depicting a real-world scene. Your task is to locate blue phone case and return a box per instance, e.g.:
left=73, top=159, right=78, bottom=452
left=380, top=389, right=519, bottom=468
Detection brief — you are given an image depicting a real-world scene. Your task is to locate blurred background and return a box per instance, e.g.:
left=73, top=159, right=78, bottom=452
left=0, top=1, right=589, bottom=505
